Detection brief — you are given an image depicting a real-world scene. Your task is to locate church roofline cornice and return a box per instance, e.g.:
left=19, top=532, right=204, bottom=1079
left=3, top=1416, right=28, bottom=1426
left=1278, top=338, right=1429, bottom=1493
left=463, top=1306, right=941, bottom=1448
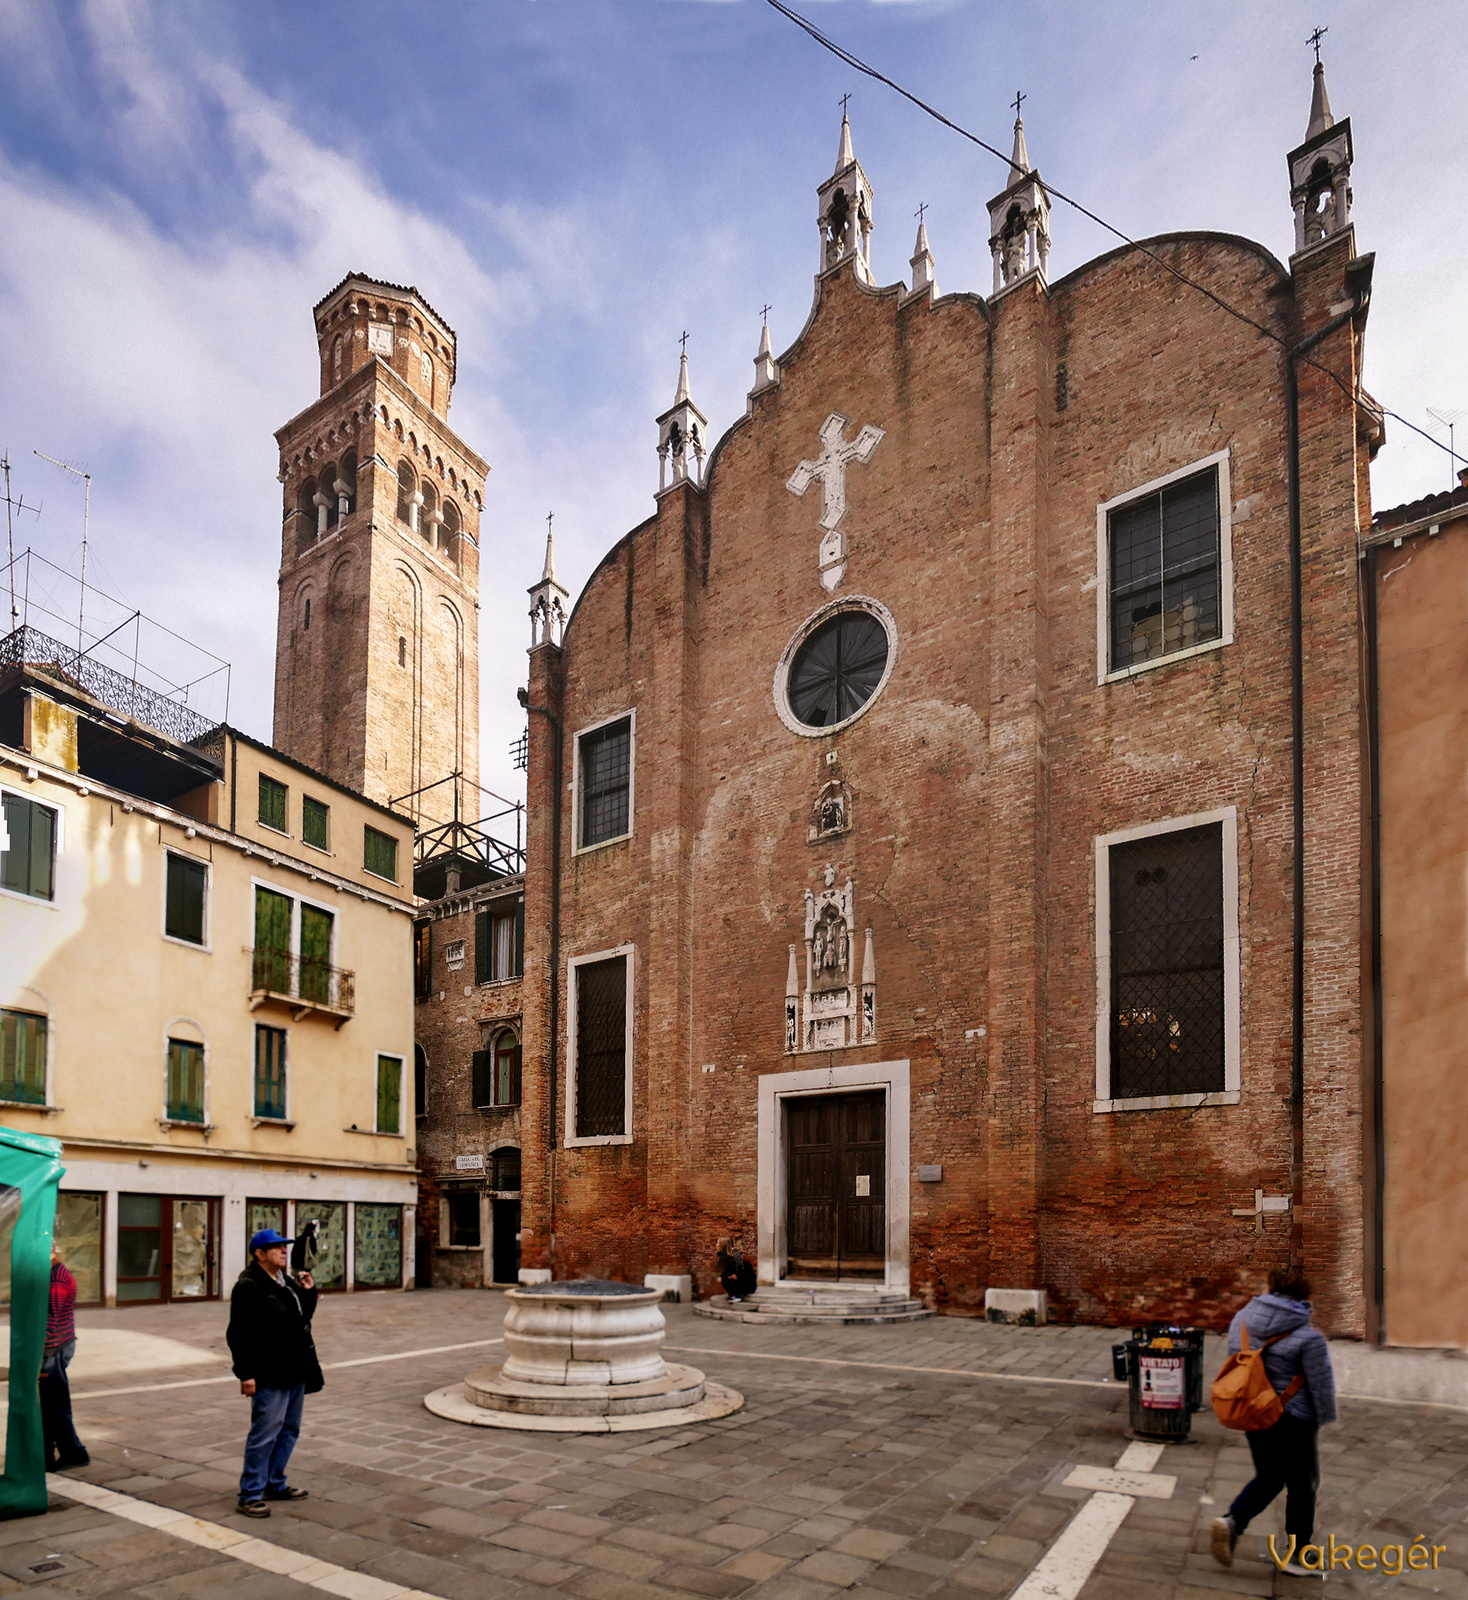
left=1045, top=230, right=1291, bottom=300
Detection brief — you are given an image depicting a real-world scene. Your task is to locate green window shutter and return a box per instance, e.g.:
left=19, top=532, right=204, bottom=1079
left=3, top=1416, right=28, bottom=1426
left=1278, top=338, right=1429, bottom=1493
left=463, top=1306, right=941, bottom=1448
left=512, top=1038, right=522, bottom=1107
left=29, top=801, right=54, bottom=901
left=165, top=855, right=207, bottom=944
left=302, top=795, right=329, bottom=850
left=258, top=774, right=288, bottom=831
left=254, top=888, right=292, bottom=995
left=514, top=898, right=525, bottom=978
left=364, top=826, right=397, bottom=881
left=1, top=1009, right=46, bottom=1103
left=299, top=904, right=333, bottom=1004
left=474, top=910, right=490, bottom=985
left=377, top=1055, right=402, bottom=1134
left=254, top=1026, right=287, bottom=1119
left=471, top=1050, right=490, bottom=1108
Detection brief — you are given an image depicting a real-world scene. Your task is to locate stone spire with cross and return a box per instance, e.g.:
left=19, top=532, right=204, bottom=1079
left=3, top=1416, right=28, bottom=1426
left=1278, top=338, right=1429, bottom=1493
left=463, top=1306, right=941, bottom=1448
left=1288, top=30, right=1354, bottom=257
left=528, top=511, right=569, bottom=649
left=907, top=202, right=937, bottom=301
left=751, top=306, right=778, bottom=395
left=987, top=92, right=1051, bottom=297
left=656, top=338, right=709, bottom=495
left=817, top=102, right=875, bottom=284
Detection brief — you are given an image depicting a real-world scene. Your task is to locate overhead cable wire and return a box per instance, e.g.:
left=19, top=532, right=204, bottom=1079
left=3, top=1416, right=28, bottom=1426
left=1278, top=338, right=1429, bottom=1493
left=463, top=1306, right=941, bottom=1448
left=764, top=0, right=1456, bottom=469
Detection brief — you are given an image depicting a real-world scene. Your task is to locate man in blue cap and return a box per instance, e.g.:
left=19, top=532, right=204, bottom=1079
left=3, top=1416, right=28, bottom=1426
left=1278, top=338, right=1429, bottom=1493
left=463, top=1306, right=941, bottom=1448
left=226, top=1228, right=323, bottom=1517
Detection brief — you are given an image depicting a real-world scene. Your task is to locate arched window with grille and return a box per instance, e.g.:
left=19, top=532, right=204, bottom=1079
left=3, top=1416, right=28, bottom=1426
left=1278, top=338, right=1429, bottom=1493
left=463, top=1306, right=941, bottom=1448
left=319, top=462, right=338, bottom=531
left=471, top=1028, right=520, bottom=1109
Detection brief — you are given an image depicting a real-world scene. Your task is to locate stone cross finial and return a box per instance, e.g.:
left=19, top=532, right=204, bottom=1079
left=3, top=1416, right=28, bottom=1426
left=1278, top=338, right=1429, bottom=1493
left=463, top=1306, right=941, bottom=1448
left=1011, top=89, right=1026, bottom=117
left=1307, top=24, right=1327, bottom=63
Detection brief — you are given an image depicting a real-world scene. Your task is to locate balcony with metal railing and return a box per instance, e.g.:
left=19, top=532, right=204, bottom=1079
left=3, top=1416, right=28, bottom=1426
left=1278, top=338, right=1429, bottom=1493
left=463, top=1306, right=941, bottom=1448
left=248, top=947, right=356, bottom=1027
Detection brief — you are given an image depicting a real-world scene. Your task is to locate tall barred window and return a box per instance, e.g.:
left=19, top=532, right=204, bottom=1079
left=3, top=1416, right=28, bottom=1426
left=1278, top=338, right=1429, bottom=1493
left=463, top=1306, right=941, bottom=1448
left=578, top=717, right=632, bottom=849
left=1108, top=465, right=1221, bottom=672
left=574, top=955, right=628, bottom=1140
left=1108, top=823, right=1225, bottom=1099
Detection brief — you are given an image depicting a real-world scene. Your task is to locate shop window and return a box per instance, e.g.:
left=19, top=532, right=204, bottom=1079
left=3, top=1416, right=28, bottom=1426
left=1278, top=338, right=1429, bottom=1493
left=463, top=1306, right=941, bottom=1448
left=295, top=1199, right=345, bottom=1290
left=447, top=1192, right=481, bottom=1247
left=166, top=1039, right=205, bottom=1123
left=117, top=1193, right=163, bottom=1302
left=0, top=1008, right=47, bottom=1105
left=1, top=792, right=57, bottom=901
left=54, top=1192, right=104, bottom=1305
left=246, top=1199, right=286, bottom=1257
left=353, top=1202, right=402, bottom=1288
left=164, top=852, right=207, bottom=945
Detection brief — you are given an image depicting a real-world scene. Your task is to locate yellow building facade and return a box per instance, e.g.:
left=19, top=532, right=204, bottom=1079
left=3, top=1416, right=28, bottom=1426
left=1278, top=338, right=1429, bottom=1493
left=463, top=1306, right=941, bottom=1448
left=0, top=648, right=418, bottom=1305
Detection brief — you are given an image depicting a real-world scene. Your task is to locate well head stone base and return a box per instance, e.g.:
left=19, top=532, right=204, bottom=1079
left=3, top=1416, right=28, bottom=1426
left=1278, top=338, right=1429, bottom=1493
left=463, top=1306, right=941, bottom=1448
left=465, top=1360, right=707, bottom=1417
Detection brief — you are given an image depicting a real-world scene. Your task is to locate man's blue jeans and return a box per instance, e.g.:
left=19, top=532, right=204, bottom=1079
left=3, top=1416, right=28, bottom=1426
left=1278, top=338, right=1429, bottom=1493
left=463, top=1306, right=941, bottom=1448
left=239, top=1384, right=305, bottom=1501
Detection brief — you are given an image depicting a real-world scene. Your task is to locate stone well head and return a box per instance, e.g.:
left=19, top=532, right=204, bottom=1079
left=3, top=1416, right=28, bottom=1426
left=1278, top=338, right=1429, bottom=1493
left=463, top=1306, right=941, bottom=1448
left=501, top=1279, right=668, bottom=1386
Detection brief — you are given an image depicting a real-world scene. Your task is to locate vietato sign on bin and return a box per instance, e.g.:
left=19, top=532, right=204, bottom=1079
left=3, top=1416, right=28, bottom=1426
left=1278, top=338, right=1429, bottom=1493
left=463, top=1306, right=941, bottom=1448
left=1139, top=1353, right=1187, bottom=1409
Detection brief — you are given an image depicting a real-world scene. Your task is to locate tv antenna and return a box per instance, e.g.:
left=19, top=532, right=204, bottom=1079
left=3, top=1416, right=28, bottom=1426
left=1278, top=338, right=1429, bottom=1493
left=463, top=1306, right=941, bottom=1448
left=1427, top=407, right=1466, bottom=490
left=34, top=450, right=92, bottom=649
left=1, top=454, right=41, bottom=630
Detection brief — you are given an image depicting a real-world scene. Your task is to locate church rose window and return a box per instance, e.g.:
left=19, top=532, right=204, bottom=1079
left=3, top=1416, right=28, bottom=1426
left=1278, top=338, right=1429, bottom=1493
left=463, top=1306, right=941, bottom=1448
left=778, top=601, right=894, bottom=735
left=1108, top=822, right=1225, bottom=1100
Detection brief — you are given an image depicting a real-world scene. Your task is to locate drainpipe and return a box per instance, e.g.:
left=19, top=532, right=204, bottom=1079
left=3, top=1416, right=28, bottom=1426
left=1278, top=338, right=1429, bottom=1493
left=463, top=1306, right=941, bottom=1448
left=1361, top=543, right=1386, bottom=1342
left=1284, top=295, right=1366, bottom=1276
left=519, top=688, right=563, bottom=1266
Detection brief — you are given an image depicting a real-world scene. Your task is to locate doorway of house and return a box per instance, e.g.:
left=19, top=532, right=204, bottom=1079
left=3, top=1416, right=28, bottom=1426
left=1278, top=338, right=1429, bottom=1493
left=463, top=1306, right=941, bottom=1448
left=492, top=1199, right=521, bottom=1284
left=784, top=1090, right=886, bottom=1281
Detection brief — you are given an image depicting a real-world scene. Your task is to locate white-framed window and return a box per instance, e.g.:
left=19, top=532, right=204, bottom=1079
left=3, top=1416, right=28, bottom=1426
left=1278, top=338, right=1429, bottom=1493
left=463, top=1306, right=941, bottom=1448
left=162, top=848, right=210, bottom=949
left=1, top=787, right=62, bottom=906
left=251, top=876, right=341, bottom=1010
left=573, top=709, right=635, bottom=853
left=1097, top=449, right=1234, bottom=683
left=1094, top=806, right=1240, bottom=1113
left=162, top=1019, right=208, bottom=1127
left=253, top=1022, right=289, bottom=1121
left=1, top=986, right=52, bottom=1108
left=565, top=945, right=634, bottom=1146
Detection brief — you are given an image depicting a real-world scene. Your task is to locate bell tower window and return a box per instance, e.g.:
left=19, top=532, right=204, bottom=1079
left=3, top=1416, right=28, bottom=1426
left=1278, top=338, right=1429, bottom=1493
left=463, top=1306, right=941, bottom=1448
left=396, top=462, right=415, bottom=524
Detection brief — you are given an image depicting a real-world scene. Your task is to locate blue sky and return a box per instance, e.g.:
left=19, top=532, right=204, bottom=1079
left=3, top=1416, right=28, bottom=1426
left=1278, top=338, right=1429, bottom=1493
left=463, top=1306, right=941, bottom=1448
left=1, top=0, right=1464, bottom=807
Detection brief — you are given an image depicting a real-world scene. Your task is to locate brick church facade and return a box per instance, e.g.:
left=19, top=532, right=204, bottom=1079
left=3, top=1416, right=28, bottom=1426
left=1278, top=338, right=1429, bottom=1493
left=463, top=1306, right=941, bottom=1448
left=512, top=69, right=1376, bottom=1335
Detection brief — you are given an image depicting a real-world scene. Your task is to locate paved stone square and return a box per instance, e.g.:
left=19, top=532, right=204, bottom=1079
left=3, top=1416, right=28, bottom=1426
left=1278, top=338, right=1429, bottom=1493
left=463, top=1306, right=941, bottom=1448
left=4, top=1291, right=1465, bottom=1599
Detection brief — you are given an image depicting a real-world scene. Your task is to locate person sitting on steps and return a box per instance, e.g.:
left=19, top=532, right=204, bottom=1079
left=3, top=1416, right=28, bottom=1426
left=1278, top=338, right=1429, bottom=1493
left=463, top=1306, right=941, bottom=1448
left=715, top=1237, right=757, bottom=1304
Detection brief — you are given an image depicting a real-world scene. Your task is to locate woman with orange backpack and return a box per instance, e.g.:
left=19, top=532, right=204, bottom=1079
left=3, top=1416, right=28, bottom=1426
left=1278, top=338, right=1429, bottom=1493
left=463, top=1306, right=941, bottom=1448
left=1210, top=1268, right=1336, bottom=1573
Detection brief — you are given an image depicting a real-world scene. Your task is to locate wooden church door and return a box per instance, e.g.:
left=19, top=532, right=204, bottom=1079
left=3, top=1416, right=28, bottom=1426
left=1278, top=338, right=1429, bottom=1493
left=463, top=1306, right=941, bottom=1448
left=785, top=1090, right=886, bottom=1280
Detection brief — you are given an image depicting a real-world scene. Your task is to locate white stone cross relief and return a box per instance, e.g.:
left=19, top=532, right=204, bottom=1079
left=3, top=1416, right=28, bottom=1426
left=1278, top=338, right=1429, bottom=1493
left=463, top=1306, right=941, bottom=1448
left=786, top=411, right=885, bottom=590
left=1231, top=1189, right=1292, bottom=1235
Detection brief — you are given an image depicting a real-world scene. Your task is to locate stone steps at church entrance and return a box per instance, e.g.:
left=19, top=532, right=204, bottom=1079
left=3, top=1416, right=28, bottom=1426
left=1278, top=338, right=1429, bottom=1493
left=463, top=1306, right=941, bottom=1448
left=694, top=1286, right=934, bottom=1326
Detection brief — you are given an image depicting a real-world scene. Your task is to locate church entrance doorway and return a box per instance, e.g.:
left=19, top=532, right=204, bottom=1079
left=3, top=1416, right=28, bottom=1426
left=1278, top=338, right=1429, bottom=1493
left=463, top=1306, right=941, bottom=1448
left=784, top=1090, right=885, bottom=1280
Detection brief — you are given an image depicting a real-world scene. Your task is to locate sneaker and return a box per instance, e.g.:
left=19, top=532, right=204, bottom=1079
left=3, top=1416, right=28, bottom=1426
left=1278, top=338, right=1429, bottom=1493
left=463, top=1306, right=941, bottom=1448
left=264, top=1486, right=308, bottom=1501
left=55, top=1451, right=90, bottom=1470
left=1209, top=1515, right=1238, bottom=1568
left=236, top=1500, right=271, bottom=1518
left=727, top=1297, right=742, bottom=1304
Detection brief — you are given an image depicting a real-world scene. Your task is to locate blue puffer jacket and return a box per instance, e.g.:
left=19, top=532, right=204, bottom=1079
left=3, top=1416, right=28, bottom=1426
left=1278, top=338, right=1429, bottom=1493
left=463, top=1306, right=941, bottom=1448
left=1227, top=1293, right=1336, bottom=1425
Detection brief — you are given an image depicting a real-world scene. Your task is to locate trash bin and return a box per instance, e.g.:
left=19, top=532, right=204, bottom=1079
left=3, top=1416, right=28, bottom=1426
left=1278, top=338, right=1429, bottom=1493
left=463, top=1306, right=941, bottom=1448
left=1127, top=1333, right=1193, bottom=1439
left=1134, top=1323, right=1207, bottom=1412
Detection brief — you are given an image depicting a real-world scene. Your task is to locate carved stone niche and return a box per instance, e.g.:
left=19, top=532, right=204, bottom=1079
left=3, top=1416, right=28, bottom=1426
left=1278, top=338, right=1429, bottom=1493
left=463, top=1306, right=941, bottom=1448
left=784, top=864, right=877, bottom=1053
left=809, top=752, right=852, bottom=843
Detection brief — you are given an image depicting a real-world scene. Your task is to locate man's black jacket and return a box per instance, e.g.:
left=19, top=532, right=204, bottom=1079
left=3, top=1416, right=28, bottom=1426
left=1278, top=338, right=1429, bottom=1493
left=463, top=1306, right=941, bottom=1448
left=227, top=1261, right=324, bottom=1392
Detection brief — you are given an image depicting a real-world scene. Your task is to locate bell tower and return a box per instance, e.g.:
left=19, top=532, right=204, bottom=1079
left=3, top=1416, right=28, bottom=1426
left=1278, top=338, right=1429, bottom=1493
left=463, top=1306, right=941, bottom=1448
left=271, top=273, right=484, bottom=833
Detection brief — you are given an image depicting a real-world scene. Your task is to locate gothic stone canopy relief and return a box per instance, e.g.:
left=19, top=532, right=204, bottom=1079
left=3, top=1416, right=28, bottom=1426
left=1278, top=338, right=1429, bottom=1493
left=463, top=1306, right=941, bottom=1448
left=786, top=412, right=884, bottom=591
left=784, top=864, right=877, bottom=1053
